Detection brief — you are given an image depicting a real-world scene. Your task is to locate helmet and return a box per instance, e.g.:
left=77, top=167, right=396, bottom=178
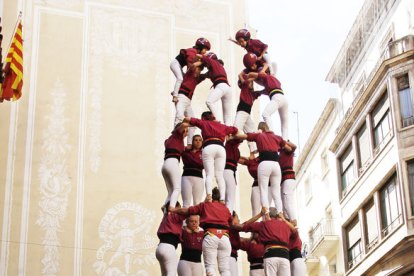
left=243, top=53, right=257, bottom=69
left=235, top=29, right=251, bottom=41
left=195, top=37, right=211, bottom=50
left=206, top=52, right=218, bottom=60
left=201, top=111, right=216, bottom=121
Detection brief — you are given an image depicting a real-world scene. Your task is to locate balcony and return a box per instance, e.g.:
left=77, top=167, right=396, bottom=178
left=304, top=253, right=320, bottom=274
left=309, top=219, right=340, bottom=257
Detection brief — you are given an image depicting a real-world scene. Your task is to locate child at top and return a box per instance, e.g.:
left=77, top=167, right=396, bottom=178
left=232, top=28, right=277, bottom=75
left=170, top=38, right=211, bottom=104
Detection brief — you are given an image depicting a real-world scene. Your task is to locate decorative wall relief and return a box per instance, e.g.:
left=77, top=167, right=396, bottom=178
left=94, top=202, right=157, bottom=275
left=36, top=79, right=72, bottom=275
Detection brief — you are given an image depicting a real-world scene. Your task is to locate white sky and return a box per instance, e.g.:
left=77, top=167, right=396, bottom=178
left=247, top=0, right=364, bottom=152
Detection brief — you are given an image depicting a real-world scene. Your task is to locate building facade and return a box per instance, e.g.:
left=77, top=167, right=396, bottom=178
left=0, top=0, right=258, bottom=275
left=297, top=0, right=414, bottom=275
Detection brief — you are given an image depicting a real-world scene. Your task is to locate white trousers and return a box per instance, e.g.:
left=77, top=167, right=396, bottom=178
left=174, top=94, right=195, bottom=145
left=170, top=59, right=184, bottom=96
left=202, top=145, right=226, bottom=201
left=251, top=186, right=272, bottom=216
left=181, top=176, right=205, bottom=208
left=281, top=179, right=297, bottom=221
left=177, top=259, right=203, bottom=276
left=291, top=258, right=307, bottom=276
left=203, top=234, right=231, bottom=276
left=229, top=256, right=238, bottom=276
left=264, top=257, right=290, bottom=276
left=250, top=268, right=265, bottom=276
left=257, top=161, right=282, bottom=212
left=224, top=169, right=237, bottom=213
left=263, top=52, right=277, bottom=76
left=206, top=82, right=233, bottom=126
left=234, top=110, right=257, bottom=152
left=262, top=93, right=289, bottom=139
left=156, top=243, right=178, bottom=276
left=162, top=158, right=181, bottom=208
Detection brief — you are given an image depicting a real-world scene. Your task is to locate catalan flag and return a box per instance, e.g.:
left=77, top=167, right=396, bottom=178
left=0, top=20, right=23, bottom=102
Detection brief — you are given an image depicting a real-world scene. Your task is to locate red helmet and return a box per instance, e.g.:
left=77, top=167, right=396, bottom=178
left=243, top=53, right=257, bottom=69
left=235, top=29, right=251, bottom=41
left=195, top=37, right=211, bottom=50
left=206, top=52, right=218, bottom=60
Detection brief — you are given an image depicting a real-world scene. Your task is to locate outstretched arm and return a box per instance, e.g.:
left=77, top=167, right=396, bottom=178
left=170, top=207, right=189, bottom=216
left=228, top=37, right=240, bottom=46
left=242, top=212, right=262, bottom=224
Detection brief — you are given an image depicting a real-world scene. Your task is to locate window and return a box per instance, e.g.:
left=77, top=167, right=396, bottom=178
left=380, top=175, right=401, bottom=236
left=346, top=218, right=362, bottom=269
left=398, top=74, right=413, bottom=127
left=364, top=201, right=378, bottom=251
left=357, top=124, right=370, bottom=171
left=372, top=93, right=391, bottom=149
left=340, top=145, right=355, bottom=195
left=408, top=160, right=414, bottom=215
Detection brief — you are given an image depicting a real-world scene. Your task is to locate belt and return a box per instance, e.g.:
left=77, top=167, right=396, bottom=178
left=205, top=228, right=229, bottom=239
left=203, top=138, right=224, bottom=148
left=269, top=89, right=284, bottom=98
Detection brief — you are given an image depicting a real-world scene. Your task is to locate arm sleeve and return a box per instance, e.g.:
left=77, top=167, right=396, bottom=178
left=246, top=133, right=258, bottom=142
left=189, top=118, right=203, bottom=128
left=225, top=126, right=238, bottom=135
left=201, top=55, right=211, bottom=67
left=241, top=222, right=262, bottom=233
left=188, top=203, right=203, bottom=215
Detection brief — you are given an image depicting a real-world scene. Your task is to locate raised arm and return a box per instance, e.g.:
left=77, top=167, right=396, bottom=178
left=242, top=212, right=262, bottom=225
left=284, top=140, right=297, bottom=152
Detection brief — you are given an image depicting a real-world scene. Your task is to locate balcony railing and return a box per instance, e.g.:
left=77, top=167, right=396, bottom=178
left=309, top=219, right=339, bottom=254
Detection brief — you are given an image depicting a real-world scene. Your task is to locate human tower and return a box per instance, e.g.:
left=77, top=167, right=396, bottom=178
left=155, top=29, right=307, bottom=276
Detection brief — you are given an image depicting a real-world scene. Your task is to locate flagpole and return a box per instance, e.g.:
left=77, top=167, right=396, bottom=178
left=2, top=12, right=22, bottom=65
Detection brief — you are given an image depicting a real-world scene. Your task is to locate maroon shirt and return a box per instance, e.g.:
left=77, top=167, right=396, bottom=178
left=241, top=219, right=292, bottom=246
left=201, top=56, right=229, bottom=86
left=246, top=132, right=285, bottom=153
left=279, top=149, right=296, bottom=181
left=176, top=47, right=198, bottom=67
left=240, top=239, right=265, bottom=263
left=288, top=231, right=302, bottom=251
left=178, top=69, right=206, bottom=100
left=245, top=39, right=268, bottom=57
left=180, top=228, right=204, bottom=251
left=257, top=73, right=282, bottom=95
left=241, top=157, right=260, bottom=186
left=229, top=229, right=241, bottom=258
left=190, top=118, right=238, bottom=144
left=188, top=201, right=232, bottom=228
left=225, top=139, right=241, bottom=171
left=181, top=149, right=203, bottom=177
left=164, top=128, right=185, bottom=160
left=157, top=212, right=187, bottom=237
left=237, top=79, right=260, bottom=114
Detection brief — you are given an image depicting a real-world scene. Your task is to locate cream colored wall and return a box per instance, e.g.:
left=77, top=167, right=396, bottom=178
left=0, top=0, right=257, bottom=275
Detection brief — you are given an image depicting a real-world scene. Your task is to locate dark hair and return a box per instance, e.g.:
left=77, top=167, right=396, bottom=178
left=201, top=111, right=216, bottom=121
left=212, top=187, right=220, bottom=201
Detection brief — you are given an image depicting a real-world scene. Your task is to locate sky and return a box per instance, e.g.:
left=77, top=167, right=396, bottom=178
left=247, top=0, right=364, bottom=153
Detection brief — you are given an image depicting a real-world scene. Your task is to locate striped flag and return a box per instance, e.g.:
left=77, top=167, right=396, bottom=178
left=0, top=20, right=23, bottom=102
